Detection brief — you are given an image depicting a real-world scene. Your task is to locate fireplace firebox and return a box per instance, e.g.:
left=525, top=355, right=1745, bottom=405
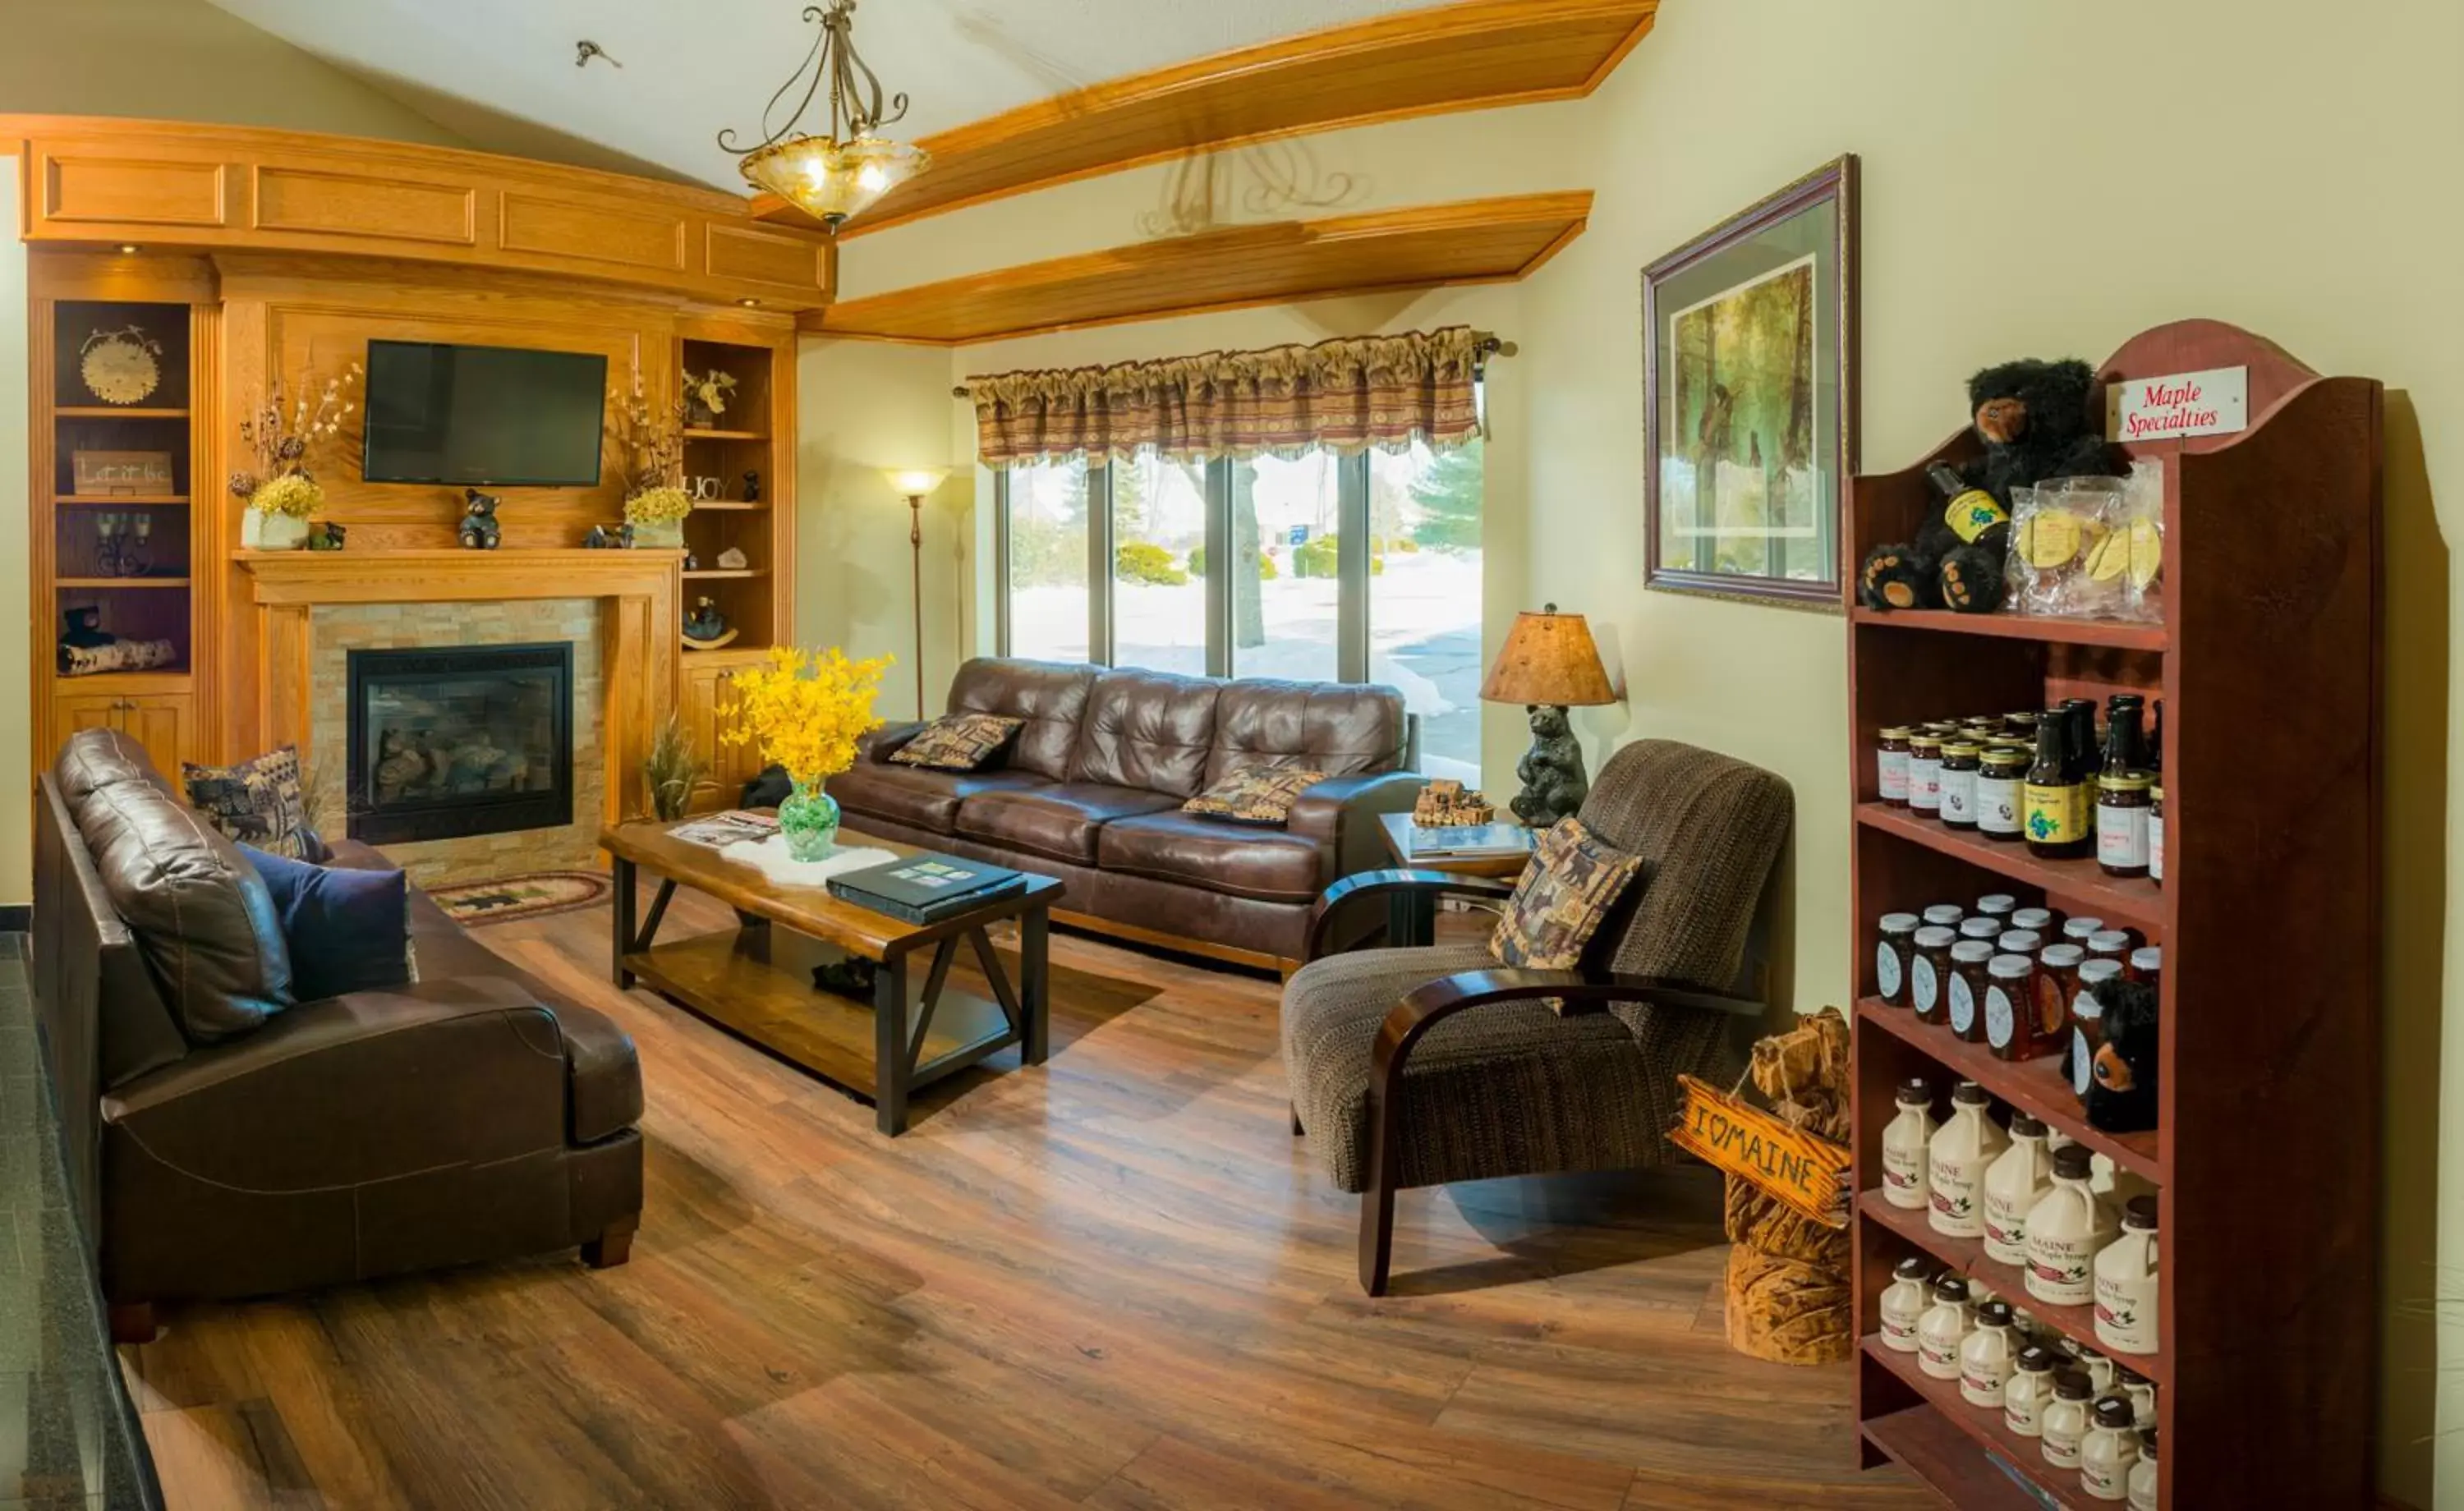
left=346, top=642, right=573, bottom=845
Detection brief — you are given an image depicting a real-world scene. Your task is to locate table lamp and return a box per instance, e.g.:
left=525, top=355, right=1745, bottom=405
left=883, top=467, right=951, bottom=718
left=1479, top=603, right=1616, bottom=826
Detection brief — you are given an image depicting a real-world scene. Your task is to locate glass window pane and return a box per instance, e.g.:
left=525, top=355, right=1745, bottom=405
left=1109, top=453, right=1209, bottom=676
left=1371, top=438, right=1484, bottom=783
left=1226, top=452, right=1340, bottom=684
left=1004, top=461, right=1091, bottom=663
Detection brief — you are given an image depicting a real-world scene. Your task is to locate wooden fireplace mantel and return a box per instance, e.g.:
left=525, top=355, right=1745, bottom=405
left=233, top=549, right=683, bottom=825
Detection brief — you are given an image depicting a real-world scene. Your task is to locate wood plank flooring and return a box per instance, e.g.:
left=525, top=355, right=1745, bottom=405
left=117, top=889, right=1927, bottom=1510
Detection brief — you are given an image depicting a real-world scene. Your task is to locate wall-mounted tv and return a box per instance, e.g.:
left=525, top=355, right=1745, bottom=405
left=361, top=339, right=608, bottom=488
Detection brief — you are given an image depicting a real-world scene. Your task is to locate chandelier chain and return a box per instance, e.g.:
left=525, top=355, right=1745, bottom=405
left=716, top=2, right=907, bottom=154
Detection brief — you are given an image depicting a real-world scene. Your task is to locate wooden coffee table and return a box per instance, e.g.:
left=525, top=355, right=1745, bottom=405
left=600, top=817, right=1063, bottom=1135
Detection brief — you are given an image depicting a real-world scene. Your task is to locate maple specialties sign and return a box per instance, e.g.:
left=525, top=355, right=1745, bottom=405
left=2107, top=364, right=2250, bottom=443
left=1670, top=1075, right=1850, bottom=1229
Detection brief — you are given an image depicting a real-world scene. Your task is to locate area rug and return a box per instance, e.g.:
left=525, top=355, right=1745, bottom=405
left=429, top=870, right=612, bottom=926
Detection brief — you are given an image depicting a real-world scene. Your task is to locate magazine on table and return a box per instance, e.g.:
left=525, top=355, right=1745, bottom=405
left=1403, top=822, right=1533, bottom=861
left=669, top=810, right=781, bottom=848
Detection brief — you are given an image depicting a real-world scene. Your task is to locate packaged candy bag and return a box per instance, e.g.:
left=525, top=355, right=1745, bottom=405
left=2114, top=458, right=2165, bottom=623
left=2019, top=477, right=2129, bottom=618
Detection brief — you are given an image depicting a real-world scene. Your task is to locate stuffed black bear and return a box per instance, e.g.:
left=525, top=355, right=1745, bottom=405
left=2085, top=977, right=2159, bottom=1134
left=458, top=487, right=503, bottom=550
left=1859, top=358, right=2119, bottom=613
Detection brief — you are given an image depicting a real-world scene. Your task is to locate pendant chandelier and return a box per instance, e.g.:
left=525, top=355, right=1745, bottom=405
left=719, top=2, right=928, bottom=232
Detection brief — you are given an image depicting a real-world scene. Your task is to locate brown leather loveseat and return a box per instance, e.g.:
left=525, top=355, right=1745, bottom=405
left=828, top=658, right=1426, bottom=967
left=32, top=729, right=644, bottom=1339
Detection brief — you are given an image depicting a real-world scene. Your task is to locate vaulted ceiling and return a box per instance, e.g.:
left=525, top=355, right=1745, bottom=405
left=201, top=0, right=1451, bottom=191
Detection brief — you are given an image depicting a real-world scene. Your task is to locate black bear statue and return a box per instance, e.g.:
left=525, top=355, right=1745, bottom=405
left=1509, top=705, right=1589, bottom=828
left=458, top=488, right=503, bottom=550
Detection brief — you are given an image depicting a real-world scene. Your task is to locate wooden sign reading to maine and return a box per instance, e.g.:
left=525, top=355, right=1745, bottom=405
left=1671, top=1075, right=1851, bottom=1229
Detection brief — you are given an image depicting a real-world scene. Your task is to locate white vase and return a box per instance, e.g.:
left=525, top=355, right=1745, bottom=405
left=630, top=519, right=686, bottom=549
left=242, top=510, right=310, bottom=550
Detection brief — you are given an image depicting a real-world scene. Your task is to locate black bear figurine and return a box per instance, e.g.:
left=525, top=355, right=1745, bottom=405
left=1510, top=705, right=1589, bottom=828
left=458, top=487, right=503, bottom=550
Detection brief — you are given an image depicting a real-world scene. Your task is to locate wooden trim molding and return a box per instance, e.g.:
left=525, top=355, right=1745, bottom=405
left=810, top=191, right=1592, bottom=345
left=756, top=0, right=1655, bottom=237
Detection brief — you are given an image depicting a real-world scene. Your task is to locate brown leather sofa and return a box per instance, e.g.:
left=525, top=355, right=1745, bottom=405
left=828, top=659, right=1427, bottom=967
left=32, top=729, right=643, bottom=1339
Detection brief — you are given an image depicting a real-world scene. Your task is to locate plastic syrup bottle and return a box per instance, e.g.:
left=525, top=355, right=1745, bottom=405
left=1958, top=1299, right=2021, bottom=1408
left=1878, top=1256, right=1933, bottom=1353
left=2127, top=1426, right=2159, bottom=1510
left=2002, top=1344, right=2060, bottom=1438
left=2039, top=1370, right=2095, bottom=1471
left=1882, top=1078, right=1936, bottom=1210
left=1982, top=1112, right=2056, bottom=1266
left=2079, top=1395, right=2143, bottom=1502
left=1928, top=1081, right=2008, bottom=1238
left=1916, top=1276, right=1975, bottom=1381
left=2094, top=1196, right=2160, bottom=1356
left=2025, top=1143, right=2117, bottom=1306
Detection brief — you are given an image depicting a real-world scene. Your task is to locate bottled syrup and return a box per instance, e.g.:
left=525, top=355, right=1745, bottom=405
left=2025, top=713, right=2091, bottom=859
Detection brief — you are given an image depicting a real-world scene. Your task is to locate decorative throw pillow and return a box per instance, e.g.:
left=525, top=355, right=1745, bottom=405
left=889, top=713, right=1026, bottom=771
left=1182, top=765, right=1327, bottom=825
left=183, top=746, right=325, bottom=860
left=241, top=845, right=415, bottom=1001
left=1489, top=817, right=1643, bottom=1008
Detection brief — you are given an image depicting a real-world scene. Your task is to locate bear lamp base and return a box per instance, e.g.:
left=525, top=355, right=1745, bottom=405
left=1508, top=704, right=1590, bottom=829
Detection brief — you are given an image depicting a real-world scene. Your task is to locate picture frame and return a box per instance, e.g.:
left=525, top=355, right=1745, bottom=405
left=1643, top=154, right=1859, bottom=609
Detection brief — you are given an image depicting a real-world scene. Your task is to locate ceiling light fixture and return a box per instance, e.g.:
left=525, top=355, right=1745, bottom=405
left=719, top=2, right=927, bottom=234
left=738, top=297, right=761, bottom=307
left=117, top=243, right=141, bottom=254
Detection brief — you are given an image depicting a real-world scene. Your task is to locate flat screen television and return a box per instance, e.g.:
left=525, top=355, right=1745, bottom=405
left=361, top=339, right=608, bottom=487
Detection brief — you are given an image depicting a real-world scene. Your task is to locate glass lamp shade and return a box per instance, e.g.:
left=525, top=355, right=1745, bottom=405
left=1480, top=608, right=1616, bottom=707
left=885, top=467, right=950, bottom=498
left=740, top=133, right=930, bottom=229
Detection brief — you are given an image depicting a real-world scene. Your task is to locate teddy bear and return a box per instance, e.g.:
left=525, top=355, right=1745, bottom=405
left=1859, top=358, right=2120, bottom=613
left=2085, top=977, right=2159, bottom=1134
left=457, top=487, right=503, bottom=550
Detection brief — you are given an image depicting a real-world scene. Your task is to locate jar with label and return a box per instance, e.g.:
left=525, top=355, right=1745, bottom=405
left=2025, top=1144, right=2117, bottom=1306
left=2025, top=717, right=2090, bottom=859
left=1923, top=903, right=1965, bottom=931
left=1878, top=726, right=1913, bottom=806
left=2149, top=785, right=2165, bottom=886
left=2005, top=710, right=2043, bottom=740
left=1882, top=1078, right=1936, bottom=1210
left=1916, top=1276, right=1974, bottom=1381
left=2127, top=946, right=2162, bottom=993
left=2003, top=1345, right=2061, bottom=1437
left=1983, top=954, right=2034, bottom=1056
left=1939, top=741, right=1982, bottom=829
left=2094, top=1196, right=2159, bottom=1356
left=2127, top=1426, right=2159, bottom=1511
left=1947, top=941, right=1995, bottom=1042
left=1958, top=916, right=2003, bottom=945
left=1875, top=912, right=1920, bottom=1007
left=2072, top=959, right=2125, bottom=1102
left=1910, top=926, right=1957, bottom=1023
left=1995, top=929, right=2043, bottom=960
left=1909, top=735, right=1945, bottom=816
left=2088, top=930, right=2135, bottom=967
left=2079, top=1397, right=2143, bottom=1502
left=1959, top=1299, right=2022, bottom=1408
left=1976, top=747, right=2030, bottom=841
left=2029, top=944, right=2085, bottom=1062
left=2096, top=770, right=2154, bottom=877
left=2012, top=906, right=2057, bottom=936
left=2040, top=1371, right=2096, bottom=1470
left=1928, top=1081, right=2008, bottom=1238
left=1975, top=893, right=2018, bottom=925
left=1983, top=1113, right=2056, bottom=1265
left=2062, top=916, right=2108, bottom=948
left=1878, top=1256, right=1933, bottom=1353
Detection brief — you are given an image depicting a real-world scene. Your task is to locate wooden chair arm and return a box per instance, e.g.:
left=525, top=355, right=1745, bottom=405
left=1305, top=868, right=1516, bottom=961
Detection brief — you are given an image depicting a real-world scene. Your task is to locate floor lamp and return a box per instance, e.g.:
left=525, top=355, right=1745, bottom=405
left=884, top=468, right=950, bottom=719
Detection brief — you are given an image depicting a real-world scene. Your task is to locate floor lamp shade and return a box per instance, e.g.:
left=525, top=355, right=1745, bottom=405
left=1480, top=605, right=1615, bottom=708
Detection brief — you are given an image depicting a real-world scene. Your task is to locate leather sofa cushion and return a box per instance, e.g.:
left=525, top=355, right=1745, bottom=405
left=55, top=727, right=175, bottom=801
left=828, top=763, right=1050, bottom=835
left=1068, top=668, right=1220, bottom=797
left=956, top=782, right=1180, bottom=866
left=1209, top=679, right=1407, bottom=785
left=1097, top=811, right=1331, bottom=905
left=946, top=658, right=1098, bottom=780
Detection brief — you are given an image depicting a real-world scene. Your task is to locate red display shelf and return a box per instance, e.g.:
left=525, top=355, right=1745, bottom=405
left=1855, top=999, right=2162, bottom=1183
left=1861, top=1341, right=2098, bottom=1510
left=1850, top=604, right=2168, bottom=653
left=1856, top=802, right=2165, bottom=935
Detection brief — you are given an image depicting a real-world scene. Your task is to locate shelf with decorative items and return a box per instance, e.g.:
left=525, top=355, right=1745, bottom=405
left=1846, top=321, right=2380, bottom=1510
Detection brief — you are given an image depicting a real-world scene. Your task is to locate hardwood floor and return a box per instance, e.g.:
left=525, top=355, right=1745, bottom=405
left=118, top=889, right=1926, bottom=1510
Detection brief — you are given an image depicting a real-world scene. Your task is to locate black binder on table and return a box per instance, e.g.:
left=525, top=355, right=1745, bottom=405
left=825, top=853, right=1029, bottom=924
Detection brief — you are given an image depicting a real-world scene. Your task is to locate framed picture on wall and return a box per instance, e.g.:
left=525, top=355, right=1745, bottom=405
left=1643, top=154, right=1859, bottom=609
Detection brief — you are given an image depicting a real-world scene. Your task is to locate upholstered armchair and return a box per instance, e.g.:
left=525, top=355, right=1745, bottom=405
left=1279, top=739, right=1794, bottom=1294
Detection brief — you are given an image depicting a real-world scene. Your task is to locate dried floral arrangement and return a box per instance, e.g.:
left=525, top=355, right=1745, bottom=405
left=684, top=368, right=739, bottom=419
left=231, top=362, right=361, bottom=516
left=609, top=373, right=693, bottom=526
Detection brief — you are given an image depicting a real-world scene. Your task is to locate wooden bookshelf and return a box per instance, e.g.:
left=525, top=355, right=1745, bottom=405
left=1846, top=321, right=2381, bottom=1510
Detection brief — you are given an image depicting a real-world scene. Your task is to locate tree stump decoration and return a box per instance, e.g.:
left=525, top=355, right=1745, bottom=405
left=1722, top=1007, right=1852, bottom=1366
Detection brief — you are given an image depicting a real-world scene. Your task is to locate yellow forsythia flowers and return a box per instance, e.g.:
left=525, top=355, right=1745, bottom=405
left=720, top=646, right=891, bottom=786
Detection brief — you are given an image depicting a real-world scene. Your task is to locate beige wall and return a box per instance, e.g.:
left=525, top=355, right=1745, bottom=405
left=0, top=155, right=25, bottom=911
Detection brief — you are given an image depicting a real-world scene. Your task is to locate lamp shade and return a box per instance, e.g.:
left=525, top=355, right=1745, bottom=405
left=1480, top=605, right=1616, bottom=707
left=885, top=467, right=950, bottom=497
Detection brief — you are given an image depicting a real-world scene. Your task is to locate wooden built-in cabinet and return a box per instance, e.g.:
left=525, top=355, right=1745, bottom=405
left=681, top=654, right=774, bottom=813
left=54, top=690, right=193, bottom=776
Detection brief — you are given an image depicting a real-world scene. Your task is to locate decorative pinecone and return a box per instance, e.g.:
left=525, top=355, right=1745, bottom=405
left=277, top=435, right=306, bottom=461
left=227, top=471, right=258, bottom=498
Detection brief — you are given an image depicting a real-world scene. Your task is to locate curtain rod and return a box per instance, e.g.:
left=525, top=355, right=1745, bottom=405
left=949, top=334, right=1514, bottom=399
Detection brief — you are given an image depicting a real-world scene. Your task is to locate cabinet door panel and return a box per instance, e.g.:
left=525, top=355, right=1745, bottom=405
left=118, top=696, right=191, bottom=774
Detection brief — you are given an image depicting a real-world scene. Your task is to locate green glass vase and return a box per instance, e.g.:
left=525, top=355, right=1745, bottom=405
left=779, top=780, right=839, bottom=862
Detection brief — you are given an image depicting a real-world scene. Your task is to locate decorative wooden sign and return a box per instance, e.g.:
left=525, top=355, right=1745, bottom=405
left=1671, top=1074, right=1850, bottom=1229
left=2107, top=364, right=2249, bottom=443
left=71, top=450, right=176, bottom=494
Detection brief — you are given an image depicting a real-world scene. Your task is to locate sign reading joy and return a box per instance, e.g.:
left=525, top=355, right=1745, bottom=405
left=2107, top=365, right=2249, bottom=443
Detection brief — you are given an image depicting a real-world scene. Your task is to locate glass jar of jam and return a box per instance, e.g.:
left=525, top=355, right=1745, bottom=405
left=1987, top=953, right=2043, bottom=1061
left=2128, top=946, right=2162, bottom=994
left=1959, top=916, right=2002, bottom=944
left=2012, top=906, right=2057, bottom=936
left=2096, top=770, right=2154, bottom=877
left=1939, top=742, right=1982, bottom=829
left=2004, top=711, right=2042, bottom=738
left=1996, top=930, right=2043, bottom=961
left=1878, top=726, right=1913, bottom=807
left=1977, top=748, right=2030, bottom=842
left=1909, top=735, right=1945, bottom=817
left=1876, top=912, right=1920, bottom=1006
left=1948, top=941, right=1997, bottom=1043
left=1974, top=893, right=2017, bottom=925
left=2088, top=930, right=2135, bottom=967
left=2071, top=959, right=2126, bottom=1102
left=2062, top=916, right=2107, bottom=948
left=2149, top=784, right=2165, bottom=887
left=2034, top=943, right=2086, bottom=1057
left=1910, top=926, right=1958, bottom=1022
left=1923, top=903, right=1965, bottom=931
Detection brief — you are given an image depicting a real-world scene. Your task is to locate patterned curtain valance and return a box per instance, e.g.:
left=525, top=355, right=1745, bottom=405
left=963, top=326, right=1489, bottom=467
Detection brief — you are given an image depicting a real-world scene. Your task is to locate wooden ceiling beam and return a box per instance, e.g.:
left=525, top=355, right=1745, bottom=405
left=752, top=1, right=1653, bottom=237
left=805, top=191, right=1591, bottom=346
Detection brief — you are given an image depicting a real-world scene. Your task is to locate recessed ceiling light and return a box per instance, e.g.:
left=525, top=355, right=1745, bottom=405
left=117, top=243, right=141, bottom=254
left=738, top=297, right=761, bottom=307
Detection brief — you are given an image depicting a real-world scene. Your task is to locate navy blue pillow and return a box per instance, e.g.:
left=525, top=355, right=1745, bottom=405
left=240, top=845, right=414, bottom=1002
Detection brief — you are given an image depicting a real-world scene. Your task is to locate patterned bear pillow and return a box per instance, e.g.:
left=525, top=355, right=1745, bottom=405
left=889, top=712, right=1026, bottom=771
left=1181, top=765, right=1327, bottom=825
left=182, top=745, right=327, bottom=861
left=1489, top=816, right=1643, bottom=1008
